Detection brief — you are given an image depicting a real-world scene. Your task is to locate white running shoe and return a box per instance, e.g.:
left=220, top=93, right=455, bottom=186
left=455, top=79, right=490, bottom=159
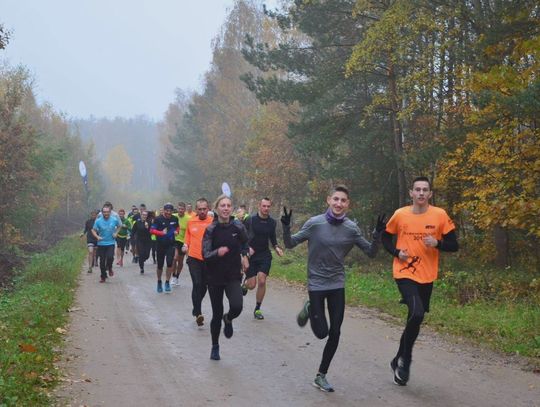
left=172, top=277, right=179, bottom=286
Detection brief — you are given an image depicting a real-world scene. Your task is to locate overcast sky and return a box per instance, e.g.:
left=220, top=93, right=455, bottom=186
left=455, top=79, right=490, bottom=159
left=2, top=0, right=273, bottom=121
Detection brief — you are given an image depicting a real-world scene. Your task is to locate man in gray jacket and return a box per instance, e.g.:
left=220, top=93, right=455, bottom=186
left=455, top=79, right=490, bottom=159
left=282, top=185, right=385, bottom=393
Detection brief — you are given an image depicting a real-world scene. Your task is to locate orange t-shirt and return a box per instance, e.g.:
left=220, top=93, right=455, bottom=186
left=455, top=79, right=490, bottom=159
left=184, top=216, right=213, bottom=260
left=386, top=205, right=455, bottom=283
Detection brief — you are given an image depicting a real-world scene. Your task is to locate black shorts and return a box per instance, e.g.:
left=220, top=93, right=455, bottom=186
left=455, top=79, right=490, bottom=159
left=395, top=278, right=433, bottom=313
left=175, top=240, right=184, bottom=251
left=116, top=237, right=127, bottom=250
left=245, top=253, right=272, bottom=279
left=156, top=243, right=175, bottom=269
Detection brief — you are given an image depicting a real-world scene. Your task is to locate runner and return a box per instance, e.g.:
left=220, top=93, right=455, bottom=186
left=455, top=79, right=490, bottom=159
left=129, top=206, right=141, bottom=263
left=182, top=198, right=213, bottom=326
left=282, top=185, right=384, bottom=392
left=185, top=203, right=196, bottom=219
left=132, top=210, right=153, bottom=274
left=202, top=194, right=249, bottom=360
left=243, top=198, right=283, bottom=319
left=150, top=203, right=179, bottom=293
left=382, top=176, right=458, bottom=386
left=234, top=205, right=249, bottom=225
left=126, top=205, right=138, bottom=254
left=172, top=202, right=189, bottom=286
left=92, top=204, right=122, bottom=283
left=115, top=208, right=130, bottom=267
left=81, top=210, right=98, bottom=273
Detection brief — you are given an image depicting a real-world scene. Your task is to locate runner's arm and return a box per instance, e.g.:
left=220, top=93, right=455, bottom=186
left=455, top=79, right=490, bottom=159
left=283, top=218, right=314, bottom=249
left=237, top=222, right=250, bottom=256
left=436, top=230, right=458, bottom=252
left=382, top=231, right=400, bottom=257
left=353, top=225, right=378, bottom=258
left=202, top=225, right=220, bottom=260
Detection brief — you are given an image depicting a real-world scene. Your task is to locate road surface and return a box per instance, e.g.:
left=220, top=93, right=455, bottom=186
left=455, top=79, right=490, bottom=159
left=55, top=256, right=539, bottom=406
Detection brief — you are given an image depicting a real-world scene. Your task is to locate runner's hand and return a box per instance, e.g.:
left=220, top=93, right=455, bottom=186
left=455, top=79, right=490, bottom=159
left=281, top=207, right=292, bottom=226
left=375, top=214, right=387, bottom=233
left=398, top=249, right=409, bottom=261
left=217, top=246, right=229, bottom=257
left=241, top=255, right=249, bottom=273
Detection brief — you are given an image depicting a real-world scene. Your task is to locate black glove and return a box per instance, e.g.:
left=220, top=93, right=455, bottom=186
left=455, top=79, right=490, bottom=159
left=375, top=214, right=387, bottom=233
left=281, top=206, right=292, bottom=226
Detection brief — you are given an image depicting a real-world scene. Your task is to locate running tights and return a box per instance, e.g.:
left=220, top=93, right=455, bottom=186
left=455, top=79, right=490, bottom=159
left=308, top=288, right=345, bottom=375
left=395, top=279, right=433, bottom=362
left=208, top=282, right=243, bottom=345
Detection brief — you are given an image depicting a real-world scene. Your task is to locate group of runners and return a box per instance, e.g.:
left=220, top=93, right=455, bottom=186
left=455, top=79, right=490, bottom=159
left=82, top=176, right=458, bottom=393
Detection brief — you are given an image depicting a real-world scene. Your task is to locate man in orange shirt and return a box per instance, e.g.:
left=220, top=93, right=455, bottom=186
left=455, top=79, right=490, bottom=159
left=182, top=198, right=213, bottom=326
left=382, top=176, right=458, bottom=386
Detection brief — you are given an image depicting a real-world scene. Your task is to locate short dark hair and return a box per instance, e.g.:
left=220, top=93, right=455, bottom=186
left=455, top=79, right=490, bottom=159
left=329, top=184, right=350, bottom=199
left=196, top=198, right=209, bottom=208
left=411, top=176, right=432, bottom=190
left=178, top=202, right=186, bottom=208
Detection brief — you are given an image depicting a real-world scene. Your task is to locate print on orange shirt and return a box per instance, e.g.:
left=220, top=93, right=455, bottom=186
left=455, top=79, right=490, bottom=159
left=386, top=206, right=455, bottom=284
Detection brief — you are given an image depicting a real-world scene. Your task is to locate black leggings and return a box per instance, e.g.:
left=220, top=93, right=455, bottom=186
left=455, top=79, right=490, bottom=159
left=97, top=245, right=115, bottom=279
left=308, top=288, right=345, bottom=375
left=208, top=282, right=243, bottom=346
left=395, top=278, right=433, bottom=362
left=137, top=241, right=152, bottom=269
left=186, top=257, right=208, bottom=316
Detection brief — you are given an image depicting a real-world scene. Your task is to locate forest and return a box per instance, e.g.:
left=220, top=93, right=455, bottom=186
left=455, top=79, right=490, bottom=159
left=1, top=1, right=539, bottom=288
left=163, top=0, right=539, bottom=277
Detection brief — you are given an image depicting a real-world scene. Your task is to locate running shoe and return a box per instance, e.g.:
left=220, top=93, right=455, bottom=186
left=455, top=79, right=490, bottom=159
left=313, top=373, right=334, bottom=392
left=157, top=281, right=163, bottom=293
left=172, top=277, right=179, bottom=286
left=392, top=357, right=410, bottom=385
left=196, top=314, right=204, bottom=326
left=254, top=309, right=264, bottom=320
left=108, top=269, right=114, bottom=277
left=87, top=267, right=92, bottom=274
left=210, top=344, right=220, bottom=360
left=164, top=281, right=171, bottom=293
left=99, top=277, right=106, bottom=283
left=297, top=299, right=310, bottom=327
left=140, top=268, right=144, bottom=274
left=241, top=284, right=248, bottom=296
left=223, top=314, right=233, bottom=338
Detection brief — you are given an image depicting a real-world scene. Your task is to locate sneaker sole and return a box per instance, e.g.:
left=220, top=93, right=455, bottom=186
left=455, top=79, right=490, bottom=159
left=312, top=382, right=334, bottom=392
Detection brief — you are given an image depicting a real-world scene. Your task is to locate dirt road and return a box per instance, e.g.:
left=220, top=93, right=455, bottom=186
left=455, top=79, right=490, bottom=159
left=55, top=257, right=539, bottom=407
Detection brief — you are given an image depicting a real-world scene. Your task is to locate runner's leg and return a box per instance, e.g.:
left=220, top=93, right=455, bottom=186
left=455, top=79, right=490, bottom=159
left=208, top=284, right=225, bottom=345
left=318, top=288, right=345, bottom=375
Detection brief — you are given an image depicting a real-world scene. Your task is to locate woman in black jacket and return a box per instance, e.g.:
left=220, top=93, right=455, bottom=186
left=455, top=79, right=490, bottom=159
left=203, top=195, right=249, bottom=360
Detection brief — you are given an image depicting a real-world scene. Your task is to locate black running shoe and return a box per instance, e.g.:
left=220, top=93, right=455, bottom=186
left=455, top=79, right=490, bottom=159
left=223, top=314, right=233, bottom=338
left=391, top=357, right=408, bottom=386
left=210, top=344, right=220, bottom=360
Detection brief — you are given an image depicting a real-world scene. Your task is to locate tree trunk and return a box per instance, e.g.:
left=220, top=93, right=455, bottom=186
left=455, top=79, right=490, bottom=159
left=388, top=60, right=407, bottom=206
left=493, top=224, right=510, bottom=267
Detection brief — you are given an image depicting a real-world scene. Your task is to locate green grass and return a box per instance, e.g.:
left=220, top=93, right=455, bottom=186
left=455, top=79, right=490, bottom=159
left=0, top=237, right=86, bottom=407
left=272, top=253, right=540, bottom=361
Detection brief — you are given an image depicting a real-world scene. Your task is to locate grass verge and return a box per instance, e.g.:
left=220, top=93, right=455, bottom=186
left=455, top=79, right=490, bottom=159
left=272, top=253, right=540, bottom=362
left=0, top=237, right=85, bottom=406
